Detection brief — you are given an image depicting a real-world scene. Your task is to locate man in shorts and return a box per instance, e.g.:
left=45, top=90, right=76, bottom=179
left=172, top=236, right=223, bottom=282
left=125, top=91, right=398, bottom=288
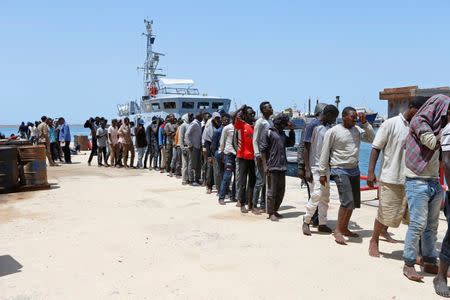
left=319, top=107, right=375, bottom=245
left=367, top=97, right=427, bottom=257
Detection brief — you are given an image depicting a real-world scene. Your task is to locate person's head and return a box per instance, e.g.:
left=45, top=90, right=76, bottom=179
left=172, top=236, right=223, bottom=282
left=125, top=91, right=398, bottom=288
left=195, top=112, right=203, bottom=122
left=101, top=119, right=107, bottom=128
left=243, top=106, right=256, bottom=125
left=41, top=116, right=47, bottom=122
left=203, top=112, right=211, bottom=122
left=168, top=114, right=175, bottom=123
left=273, top=113, right=290, bottom=130
left=222, top=113, right=231, bottom=127
left=21, top=122, right=25, bottom=126
left=321, top=105, right=339, bottom=125
left=212, top=112, right=221, bottom=127
left=341, top=106, right=357, bottom=128
left=404, top=96, right=429, bottom=122
left=124, top=117, right=130, bottom=125
left=259, top=101, right=273, bottom=118
left=138, top=119, right=145, bottom=127
left=35, top=121, right=39, bottom=127
left=95, top=116, right=100, bottom=124
left=58, top=117, right=65, bottom=125
left=46, top=118, right=53, bottom=126
left=112, top=119, right=117, bottom=127
left=188, top=113, right=194, bottom=123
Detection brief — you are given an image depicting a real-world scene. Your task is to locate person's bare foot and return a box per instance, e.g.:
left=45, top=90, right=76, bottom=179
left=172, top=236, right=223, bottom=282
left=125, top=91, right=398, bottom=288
left=342, top=230, right=359, bottom=238
left=434, top=276, right=450, bottom=297
left=368, top=239, right=380, bottom=257
left=334, top=232, right=347, bottom=245
left=403, top=265, right=424, bottom=282
left=381, top=230, right=397, bottom=243
left=424, top=263, right=439, bottom=274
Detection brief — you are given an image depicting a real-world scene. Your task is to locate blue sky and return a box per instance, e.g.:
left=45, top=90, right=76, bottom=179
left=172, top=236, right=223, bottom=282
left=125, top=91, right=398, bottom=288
left=1, top=0, right=449, bottom=124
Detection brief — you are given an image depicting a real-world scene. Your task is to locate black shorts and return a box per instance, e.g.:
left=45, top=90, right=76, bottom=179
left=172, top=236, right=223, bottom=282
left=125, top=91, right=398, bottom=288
left=331, top=173, right=361, bottom=209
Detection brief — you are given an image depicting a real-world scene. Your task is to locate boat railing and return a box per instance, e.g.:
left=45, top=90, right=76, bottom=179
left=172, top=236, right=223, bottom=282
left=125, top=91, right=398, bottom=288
left=159, top=87, right=199, bottom=95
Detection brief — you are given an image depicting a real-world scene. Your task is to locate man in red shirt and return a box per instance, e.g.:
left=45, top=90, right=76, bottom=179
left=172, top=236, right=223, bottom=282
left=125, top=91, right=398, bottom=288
left=235, top=105, right=258, bottom=214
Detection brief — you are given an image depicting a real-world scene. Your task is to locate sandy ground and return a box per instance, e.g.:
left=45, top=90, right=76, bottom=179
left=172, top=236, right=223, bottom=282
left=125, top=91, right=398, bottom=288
left=0, top=152, right=447, bottom=299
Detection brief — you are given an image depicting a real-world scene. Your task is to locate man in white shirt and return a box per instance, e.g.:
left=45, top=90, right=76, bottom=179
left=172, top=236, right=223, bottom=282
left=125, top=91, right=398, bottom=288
left=302, top=105, right=339, bottom=235
left=108, top=119, right=119, bottom=167
left=367, top=97, right=427, bottom=257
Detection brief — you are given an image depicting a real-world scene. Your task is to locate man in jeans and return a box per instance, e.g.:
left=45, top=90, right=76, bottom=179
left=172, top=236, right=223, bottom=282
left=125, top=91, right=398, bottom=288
left=235, top=105, right=257, bottom=214
left=402, top=94, right=450, bottom=282
left=58, top=117, right=71, bottom=164
left=218, top=114, right=236, bottom=205
left=434, top=116, right=450, bottom=297
left=135, top=119, right=147, bottom=169
left=186, top=112, right=203, bottom=186
left=253, top=101, right=273, bottom=213
left=319, top=107, right=375, bottom=245
left=260, top=114, right=295, bottom=221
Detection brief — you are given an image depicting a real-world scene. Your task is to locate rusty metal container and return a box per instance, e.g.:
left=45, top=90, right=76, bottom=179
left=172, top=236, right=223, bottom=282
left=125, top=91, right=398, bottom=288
left=18, top=145, right=48, bottom=186
left=0, top=147, right=19, bottom=192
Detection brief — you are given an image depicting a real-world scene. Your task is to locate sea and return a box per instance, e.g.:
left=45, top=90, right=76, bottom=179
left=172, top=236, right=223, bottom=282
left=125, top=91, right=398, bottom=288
left=0, top=125, right=380, bottom=182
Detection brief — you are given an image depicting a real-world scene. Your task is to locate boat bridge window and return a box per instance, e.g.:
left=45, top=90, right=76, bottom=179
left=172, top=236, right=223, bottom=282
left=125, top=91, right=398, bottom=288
left=151, top=103, right=160, bottom=110
left=182, top=102, right=195, bottom=109
left=198, top=102, right=210, bottom=109
left=163, top=102, right=176, bottom=109
left=212, top=102, right=224, bottom=110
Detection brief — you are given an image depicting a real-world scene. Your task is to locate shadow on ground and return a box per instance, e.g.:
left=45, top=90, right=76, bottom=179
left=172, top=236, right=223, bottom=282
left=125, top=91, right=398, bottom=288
left=0, top=255, right=23, bottom=277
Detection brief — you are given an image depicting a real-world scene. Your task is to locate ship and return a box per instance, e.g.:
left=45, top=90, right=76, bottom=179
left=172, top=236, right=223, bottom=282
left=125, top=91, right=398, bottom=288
left=117, top=20, right=231, bottom=123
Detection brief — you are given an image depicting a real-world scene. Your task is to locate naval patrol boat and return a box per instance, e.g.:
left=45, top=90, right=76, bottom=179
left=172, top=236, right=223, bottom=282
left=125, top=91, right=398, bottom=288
left=117, top=20, right=231, bottom=123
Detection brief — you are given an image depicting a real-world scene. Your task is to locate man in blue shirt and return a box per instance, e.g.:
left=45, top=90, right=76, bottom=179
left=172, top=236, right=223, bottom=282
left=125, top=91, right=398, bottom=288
left=58, top=117, right=72, bottom=163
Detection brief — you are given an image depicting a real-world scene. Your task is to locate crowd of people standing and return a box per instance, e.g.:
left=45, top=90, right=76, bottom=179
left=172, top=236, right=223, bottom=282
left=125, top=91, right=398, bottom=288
left=16, top=117, right=72, bottom=165
left=24, top=94, right=450, bottom=298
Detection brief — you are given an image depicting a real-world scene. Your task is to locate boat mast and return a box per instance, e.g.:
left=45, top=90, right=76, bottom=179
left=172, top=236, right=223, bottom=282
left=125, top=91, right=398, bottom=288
left=140, top=19, right=165, bottom=97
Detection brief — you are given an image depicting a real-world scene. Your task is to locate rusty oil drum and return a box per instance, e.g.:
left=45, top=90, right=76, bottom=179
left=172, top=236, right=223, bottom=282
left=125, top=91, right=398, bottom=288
left=18, top=145, right=48, bottom=186
left=0, top=146, right=19, bottom=192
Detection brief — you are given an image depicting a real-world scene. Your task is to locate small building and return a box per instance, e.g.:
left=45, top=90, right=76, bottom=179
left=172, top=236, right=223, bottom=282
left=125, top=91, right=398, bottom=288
left=379, top=86, right=450, bottom=118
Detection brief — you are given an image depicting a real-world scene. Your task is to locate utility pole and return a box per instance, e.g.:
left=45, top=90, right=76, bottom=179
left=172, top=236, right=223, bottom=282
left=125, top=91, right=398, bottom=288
left=335, top=96, right=341, bottom=110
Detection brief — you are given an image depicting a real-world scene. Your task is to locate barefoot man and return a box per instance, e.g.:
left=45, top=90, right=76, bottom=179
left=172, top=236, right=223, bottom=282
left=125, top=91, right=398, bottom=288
left=402, top=94, right=450, bottom=282
left=434, top=111, right=450, bottom=297
left=319, top=106, right=375, bottom=245
left=367, top=97, right=427, bottom=257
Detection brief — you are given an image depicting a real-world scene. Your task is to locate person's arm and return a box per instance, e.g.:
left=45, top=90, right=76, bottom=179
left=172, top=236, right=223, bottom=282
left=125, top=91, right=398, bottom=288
left=146, top=126, right=151, bottom=145
left=318, top=130, right=333, bottom=185
left=285, top=128, right=295, bottom=147
left=260, top=129, right=270, bottom=173
left=420, top=132, right=438, bottom=150
left=219, top=126, right=227, bottom=154
left=367, top=148, right=381, bottom=187
left=185, top=125, right=192, bottom=148
left=297, top=129, right=306, bottom=178
left=253, top=120, right=262, bottom=158
left=359, top=120, right=375, bottom=143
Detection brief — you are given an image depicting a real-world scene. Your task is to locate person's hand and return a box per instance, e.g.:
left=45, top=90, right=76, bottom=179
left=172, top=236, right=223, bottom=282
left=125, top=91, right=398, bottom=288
left=305, top=168, right=313, bottom=183
left=367, top=171, right=377, bottom=188
left=207, top=157, right=213, bottom=164
left=319, top=176, right=327, bottom=186
left=435, top=141, right=441, bottom=151
left=256, top=156, right=263, bottom=169
left=298, top=168, right=305, bottom=179
left=359, top=113, right=367, bottom=124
